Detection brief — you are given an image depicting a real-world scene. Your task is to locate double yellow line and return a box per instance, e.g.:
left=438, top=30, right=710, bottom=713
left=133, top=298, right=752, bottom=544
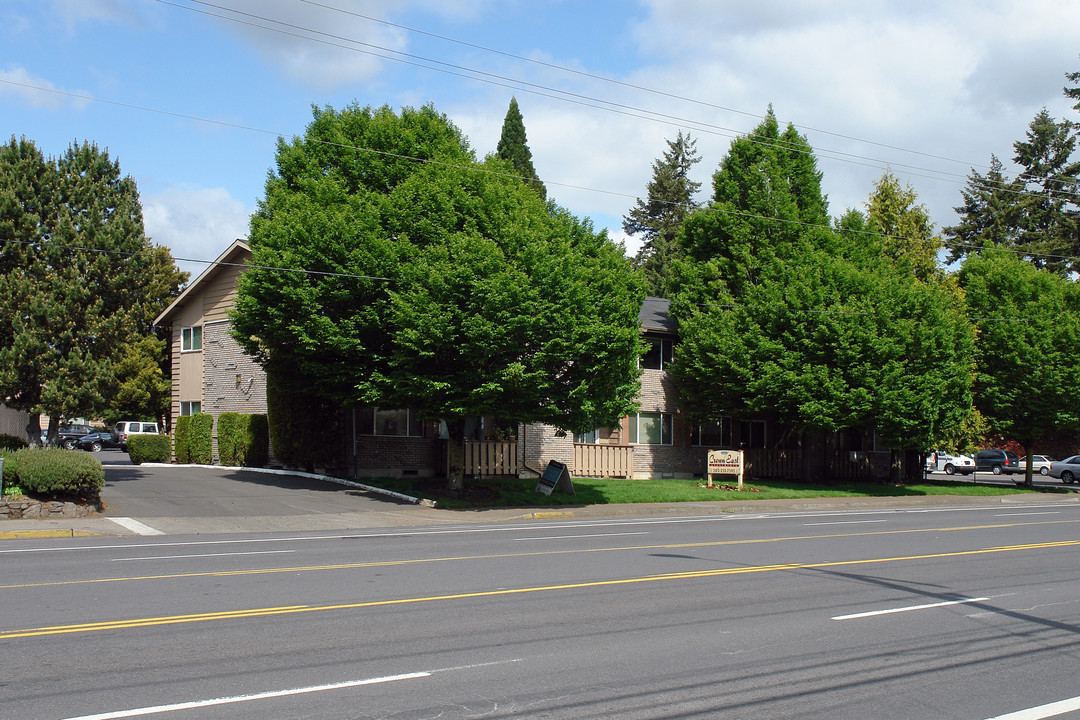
left=3, top=539, right=1074, bottom=640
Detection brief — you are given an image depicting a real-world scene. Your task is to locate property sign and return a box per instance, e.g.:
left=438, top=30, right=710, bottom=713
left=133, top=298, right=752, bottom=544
left=535, top=459, right=575, bottom=496
left=707, top=449, right=744, bottom=489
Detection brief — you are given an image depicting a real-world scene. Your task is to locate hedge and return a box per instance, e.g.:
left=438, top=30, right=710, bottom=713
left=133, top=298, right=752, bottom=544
left=218, top=413, right=268, bottom=467
left=127, top=434, right=171, bottom=465
left=0, top=433, right=27, bottom=451
left=0, top=448, right=19, bottom=489
left=13, top=448, right=104, bottom=499
left=174, top=415, right=192, bottom=464
left=190, top=414, right=213, bottom=464
left=173, top=413, right=213, bottom=464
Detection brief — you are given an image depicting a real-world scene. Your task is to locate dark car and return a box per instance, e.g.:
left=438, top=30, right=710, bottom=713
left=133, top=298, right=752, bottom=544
left=76, top=431, right=119, bottom=452
left=57, top=424, right=94, bottom=450
left=974, top=448, right=1021, bottom=475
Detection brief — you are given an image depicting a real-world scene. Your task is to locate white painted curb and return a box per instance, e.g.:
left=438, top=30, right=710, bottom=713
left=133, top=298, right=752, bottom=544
left=140, top=463, right=437, bottom=507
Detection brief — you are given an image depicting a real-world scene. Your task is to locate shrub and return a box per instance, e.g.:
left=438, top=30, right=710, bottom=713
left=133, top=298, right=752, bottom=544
left=127, top=434, right=171, bottom=465
left=190, top=413, right=213, bottom=465
left=14, top=448, right=103, bottom=499
left=218, top=413, right=269, bottom=467
left=0, top=448, right=20, bottom=490
left=174, top=415, right=192, bottom=463
left=0, top=433, right=27, bottom=451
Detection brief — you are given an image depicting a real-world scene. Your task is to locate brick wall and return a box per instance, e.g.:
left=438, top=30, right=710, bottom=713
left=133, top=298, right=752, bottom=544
left=201, top=321, right=270, bottom=463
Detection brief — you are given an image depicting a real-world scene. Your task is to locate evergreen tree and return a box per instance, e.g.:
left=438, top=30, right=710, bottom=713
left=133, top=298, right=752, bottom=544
left=1010, top=108, right=1079, bottom=273
left=943, top=155, right=1020, bottom=265
left=622, top=131, right=701, bottom=298
left=496, top=97, right=546, bottom=201
left=0, top=137, right=186, bottom=444
left=865, top=170, right=942, bottom=278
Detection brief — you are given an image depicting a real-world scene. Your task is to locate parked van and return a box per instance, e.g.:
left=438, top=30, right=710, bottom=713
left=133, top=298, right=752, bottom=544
left=113, top=421, right=160, bottom=452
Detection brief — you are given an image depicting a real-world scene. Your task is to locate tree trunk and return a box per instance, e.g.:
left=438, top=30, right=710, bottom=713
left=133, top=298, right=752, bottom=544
left=25, top=413, right=42, bottom=448
left=445, top=417, right=466, bottom=493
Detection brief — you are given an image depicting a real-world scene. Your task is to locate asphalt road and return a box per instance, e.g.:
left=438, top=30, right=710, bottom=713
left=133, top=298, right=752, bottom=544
left=4, top=500, right=1080, bottom=719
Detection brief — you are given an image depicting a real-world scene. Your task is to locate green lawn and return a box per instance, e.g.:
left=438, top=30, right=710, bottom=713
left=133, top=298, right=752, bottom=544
left=361, top=475, right=1063, bottom=509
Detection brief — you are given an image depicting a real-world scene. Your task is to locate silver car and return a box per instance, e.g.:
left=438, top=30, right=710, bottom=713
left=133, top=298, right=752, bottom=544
left=1048, top=455, right=1080, bottom=484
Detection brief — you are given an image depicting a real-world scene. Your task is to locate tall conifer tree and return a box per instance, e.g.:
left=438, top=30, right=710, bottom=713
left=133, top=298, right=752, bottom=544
left=496, top=97, right=546, bottom=201
left=623, top=131, right=701, bottom=298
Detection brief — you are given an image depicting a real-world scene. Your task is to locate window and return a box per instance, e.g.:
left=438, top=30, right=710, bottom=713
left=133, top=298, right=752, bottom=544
left=576, top=429, right=599, bottom=444
left=180, top=401, right=201, bottom=416
left=640, top=337, right=674, bottom=370
left=691, top=418, right=732, bottom=447
left=628, top=412, right=673, bottom=445
left=181, top=326, right=202, bottom=352
left=355, top=408, right=424, bottom=437
left=739, top=420, right=766, bottom=449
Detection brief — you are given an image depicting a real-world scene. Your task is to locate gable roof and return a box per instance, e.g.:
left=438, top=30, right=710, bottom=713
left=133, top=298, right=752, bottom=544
left=154, top=239, right=251, bottom=326
left=639, top=296, right=677, bottom=335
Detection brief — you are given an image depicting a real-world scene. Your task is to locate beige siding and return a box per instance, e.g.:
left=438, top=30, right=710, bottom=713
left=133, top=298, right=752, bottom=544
left=202, top=263, right=244, bottom=324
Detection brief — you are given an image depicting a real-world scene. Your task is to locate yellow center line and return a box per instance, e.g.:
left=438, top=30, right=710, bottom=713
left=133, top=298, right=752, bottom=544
left=2, top=540, right=1075, bottom=640
left=2, top=518, right=1077, bottom=591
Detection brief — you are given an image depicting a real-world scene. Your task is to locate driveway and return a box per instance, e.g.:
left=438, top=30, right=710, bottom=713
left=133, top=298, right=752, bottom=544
left=95, top=450, right=431, bottom=535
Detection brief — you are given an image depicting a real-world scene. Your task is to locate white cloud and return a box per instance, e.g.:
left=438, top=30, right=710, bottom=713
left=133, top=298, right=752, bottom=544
left=142, top=186, right=252, bottom=279
left=204, top=0, right=409, bottom=92
left=0, top=66, right=89, bottom=110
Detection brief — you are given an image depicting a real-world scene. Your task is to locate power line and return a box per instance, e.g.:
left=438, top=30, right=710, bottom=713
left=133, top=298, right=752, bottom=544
left=2, top=76, right=1074, bottom=267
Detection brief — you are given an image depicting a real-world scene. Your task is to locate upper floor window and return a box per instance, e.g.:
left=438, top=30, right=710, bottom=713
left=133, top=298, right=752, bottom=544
left=640, top=337, right=674, bottom=370
left=180, top=401, right=201, bottom=416
left=181, top=326, right=202, bottom=352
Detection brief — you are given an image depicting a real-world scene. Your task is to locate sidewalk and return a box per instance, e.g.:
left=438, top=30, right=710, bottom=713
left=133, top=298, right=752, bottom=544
left=3, top=491, right=1077, bottom=540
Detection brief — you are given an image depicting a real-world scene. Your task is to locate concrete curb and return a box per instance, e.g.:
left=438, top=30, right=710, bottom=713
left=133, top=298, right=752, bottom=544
left=140, top=463, right=436, bottom=507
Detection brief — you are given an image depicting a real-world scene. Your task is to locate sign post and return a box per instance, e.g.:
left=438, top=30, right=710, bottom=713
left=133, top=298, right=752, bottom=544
left=707, top=449, right=744, bottom=490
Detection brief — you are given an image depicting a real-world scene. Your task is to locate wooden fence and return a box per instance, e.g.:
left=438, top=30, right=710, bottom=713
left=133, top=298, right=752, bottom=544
left=460, top=441, right=518, bottom=476
left=573, top=443, right=633, bottom=478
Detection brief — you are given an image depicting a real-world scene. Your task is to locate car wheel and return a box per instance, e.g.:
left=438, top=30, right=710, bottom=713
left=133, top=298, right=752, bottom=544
left=90, top=441, right=102, bottom=452
left=944, top=464, right=955, bottom=475
left=1062, top=471, right=1075, bottom=484
left=1040, top=466, right=1049, bottom=475
left=992, top=465, right=1002, bottom=475
left=62, top=438, right=75, bottom=450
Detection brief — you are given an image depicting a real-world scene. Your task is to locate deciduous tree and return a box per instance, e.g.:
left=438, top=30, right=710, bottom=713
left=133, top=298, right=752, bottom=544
left=232, top=103, right=643, bottom=487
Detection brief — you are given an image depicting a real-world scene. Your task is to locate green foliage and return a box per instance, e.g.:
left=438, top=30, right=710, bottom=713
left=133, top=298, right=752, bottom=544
left=0, top=448, right=20, bottom=486
left=943, top=156, right=1020, bottom=264
left=623, top=130, right=702, bottom=298
left=13, top=447, right=104, bottom=499
left=265, top=367, right=338, bottom=472
left=190, top=413, right=213, bottom=465
left=0, top=136, right=187, bottom=425
left=0, top=433, right=27, bottom=450
left=865, top=170, right=942, bottom=278
left=173, top=415, right=192, bottom=464
left=671, top=109, right=975, bottom=458
left=112, top=335, right=171, bottom=424
left=127, top=434, right=171, bottom=465
left=496, top=97, right=546, bottom=201
left=232, top=103, right=643, bottom=439
left=959, top=250, right=1080, bottom=452
left=217, top=412, right=269, bottom=467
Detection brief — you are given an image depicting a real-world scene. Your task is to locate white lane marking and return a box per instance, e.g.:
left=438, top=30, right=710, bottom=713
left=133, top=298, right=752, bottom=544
left=804, top=520, right=888, bottom=526
left=982, top=695, right=1080, bottom=719
left=515, top=531, right=650, bottom=540
left=994, top=512, right=1060, bottom=517
left=111, top=550, right=296, bottom=562
left=107, top=517, right=165, bottom=535
left=59, top=672, right=430, bottom=720
left=832, top=597, right=990, bottom=620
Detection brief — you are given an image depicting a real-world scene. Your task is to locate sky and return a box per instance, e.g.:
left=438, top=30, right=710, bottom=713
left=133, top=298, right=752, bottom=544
left=2, top=0, right=1079, bottom=279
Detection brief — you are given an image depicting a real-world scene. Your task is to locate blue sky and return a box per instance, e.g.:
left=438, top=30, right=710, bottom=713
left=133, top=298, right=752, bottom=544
left=3, top=0, right=1079, bottom=278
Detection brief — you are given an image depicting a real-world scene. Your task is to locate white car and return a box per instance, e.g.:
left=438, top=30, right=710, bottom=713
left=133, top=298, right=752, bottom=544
left=938, top=453, right=975, bottom=475
left=113, top=420, right=161, bottom=452
left=1017, top=455, right=1054, bottom=476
